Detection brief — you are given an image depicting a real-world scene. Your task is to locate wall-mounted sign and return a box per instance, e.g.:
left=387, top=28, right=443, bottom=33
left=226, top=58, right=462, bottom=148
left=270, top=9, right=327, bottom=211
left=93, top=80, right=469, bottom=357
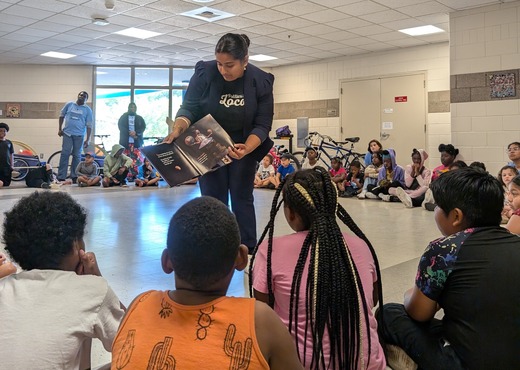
left=394, top=96, right=407, bottom=103
left=383, top=108, right=394, bottom=113
left=382, top=121, right=393, bottom=130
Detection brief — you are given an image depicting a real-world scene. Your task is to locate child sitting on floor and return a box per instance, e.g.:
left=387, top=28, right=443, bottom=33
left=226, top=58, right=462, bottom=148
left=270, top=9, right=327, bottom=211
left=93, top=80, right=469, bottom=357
left=358, top=151, right=383, bottom=199
left=329, top=156, right=347, bottom=193
left=76, top=151, right=101, bottom=187
left=366, top=149, right=405, bottom=201
left=254, top=154, right=276, bottom=189
left=301, top=147, right=318, bottom=169
left=135, top=157, right=160, bottom=187
left=0, top=192, right=125, bottom=370
left=275, top=153, right=295, bottom=188
left=111, top=196, right=303, bottom=370
left=390, top=149, right=431, bottom=208
left=498, top=165, right=517, bottom=222
left=378, top=168, right=520, bottom=370
left=341, top=160, right=364, bottom=197
left=251, top=167, right=386, bottom=370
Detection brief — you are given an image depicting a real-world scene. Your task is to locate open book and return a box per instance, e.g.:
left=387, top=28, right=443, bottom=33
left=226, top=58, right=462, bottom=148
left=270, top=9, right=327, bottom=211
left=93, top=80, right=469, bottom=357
left=140, top=114, right=234, bottom=187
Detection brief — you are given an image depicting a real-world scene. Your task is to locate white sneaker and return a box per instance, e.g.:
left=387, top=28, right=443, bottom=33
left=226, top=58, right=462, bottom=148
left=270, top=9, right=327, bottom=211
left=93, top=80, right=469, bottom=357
left=379, top=193, right=391, bottom=202
left=365, top=192, right=379, bottom=199
left=396, top=187, right=413, bottom=208
left=422, top=188, right=434, bottom=209
left=357, top=191, right=366, bottom=199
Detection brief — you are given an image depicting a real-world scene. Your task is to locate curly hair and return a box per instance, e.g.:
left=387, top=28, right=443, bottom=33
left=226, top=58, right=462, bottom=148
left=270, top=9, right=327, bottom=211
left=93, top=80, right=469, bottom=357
left=166, top=196, right=240, bottom=290
left=250, top=167, right=383, bottom=370
left=2, top=192, right=87, bottom=270
left=438, top=143, right=459, bottom=157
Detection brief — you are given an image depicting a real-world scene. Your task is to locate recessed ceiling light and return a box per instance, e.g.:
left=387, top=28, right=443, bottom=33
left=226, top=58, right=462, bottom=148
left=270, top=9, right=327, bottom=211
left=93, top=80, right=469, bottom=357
left=180, top=7, right=234, bottom=22
left=114, top=27, right=162, bottom=39
left=398, top=25, right=445, bottom=36
left=249, top=54, right=278, bottom=61
left=41, top=51, right=76, bottom=59
left=92, top=18, right=109, bottom=26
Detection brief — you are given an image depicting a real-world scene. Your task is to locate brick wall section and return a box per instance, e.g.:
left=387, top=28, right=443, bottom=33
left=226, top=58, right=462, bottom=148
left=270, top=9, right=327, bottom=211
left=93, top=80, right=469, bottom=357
left=451, top=69, right=520, bottom=103
left=0, top=102, right=92, bottom=119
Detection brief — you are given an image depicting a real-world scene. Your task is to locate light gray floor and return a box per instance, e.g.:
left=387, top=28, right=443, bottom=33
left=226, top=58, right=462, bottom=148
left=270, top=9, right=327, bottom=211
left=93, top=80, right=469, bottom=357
left=0, top=180, right=440, bottom=367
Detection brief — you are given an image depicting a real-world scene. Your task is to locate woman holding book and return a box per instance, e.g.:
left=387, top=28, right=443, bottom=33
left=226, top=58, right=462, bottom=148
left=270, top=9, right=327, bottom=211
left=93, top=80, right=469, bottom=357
left=163, top=33, right=274, bottom=253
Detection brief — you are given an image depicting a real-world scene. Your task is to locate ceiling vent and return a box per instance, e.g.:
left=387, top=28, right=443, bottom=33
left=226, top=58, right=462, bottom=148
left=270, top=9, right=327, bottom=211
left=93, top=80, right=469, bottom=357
left=180, top=7, right=234, bottom=22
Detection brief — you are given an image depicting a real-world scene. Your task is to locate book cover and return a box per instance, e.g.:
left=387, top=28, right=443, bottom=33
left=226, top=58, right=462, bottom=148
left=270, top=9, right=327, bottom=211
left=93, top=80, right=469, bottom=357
left=141, top=114, right=234, bottom=187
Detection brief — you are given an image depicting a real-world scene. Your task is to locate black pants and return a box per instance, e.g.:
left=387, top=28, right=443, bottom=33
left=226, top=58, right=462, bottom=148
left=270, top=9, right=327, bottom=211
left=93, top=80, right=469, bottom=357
left=199, top=155, right=257, bottom=253
left=25, top=166, right=52, bottom=188
left=108, top=169, right=129, bottom=186
left=369, top=180, right=402, bottom=196
left=378, top=303, right=464, bottom=370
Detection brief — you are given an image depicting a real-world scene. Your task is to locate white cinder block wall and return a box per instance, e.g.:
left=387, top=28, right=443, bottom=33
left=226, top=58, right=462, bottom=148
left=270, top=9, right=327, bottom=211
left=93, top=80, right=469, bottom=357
left=270, top=43, right=451, bottom=168
left=0, top=65, right=93, bottom=161
left=450, top=1, right=520, bottom=176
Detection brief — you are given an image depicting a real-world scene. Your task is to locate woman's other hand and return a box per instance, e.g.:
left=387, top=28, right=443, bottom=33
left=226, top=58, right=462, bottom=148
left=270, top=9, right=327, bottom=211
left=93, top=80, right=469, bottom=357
left=228, top=144, right=248, bottom=159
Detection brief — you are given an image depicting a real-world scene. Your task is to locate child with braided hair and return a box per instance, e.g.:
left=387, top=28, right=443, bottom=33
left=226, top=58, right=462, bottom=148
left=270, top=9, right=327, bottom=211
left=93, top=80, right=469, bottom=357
left=251, top=167, right=386, bottom=370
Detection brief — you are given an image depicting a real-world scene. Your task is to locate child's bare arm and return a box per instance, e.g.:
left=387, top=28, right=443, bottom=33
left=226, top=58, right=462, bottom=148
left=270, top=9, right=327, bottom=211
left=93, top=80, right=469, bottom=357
left=254, top=301, right=304, bottom=370
left=506, top=214, right=520, bottom=235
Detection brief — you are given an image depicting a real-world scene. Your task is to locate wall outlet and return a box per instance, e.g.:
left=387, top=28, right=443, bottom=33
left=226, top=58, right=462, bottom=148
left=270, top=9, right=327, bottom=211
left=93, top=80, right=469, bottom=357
left=40, top=153, right=44, bottom=159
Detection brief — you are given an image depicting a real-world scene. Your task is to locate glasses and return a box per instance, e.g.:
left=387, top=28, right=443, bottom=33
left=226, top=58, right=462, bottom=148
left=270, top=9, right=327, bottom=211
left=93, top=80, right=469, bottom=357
left=507, top=147, right=520, bottom=153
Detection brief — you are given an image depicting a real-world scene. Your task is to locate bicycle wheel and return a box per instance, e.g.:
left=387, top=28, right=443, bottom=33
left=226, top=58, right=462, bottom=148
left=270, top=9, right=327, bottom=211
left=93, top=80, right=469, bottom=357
left=48, top=151, right=71, bottom=179
left=11, top=158, right=29, bottom=181
left=291, top=151, right=305, bottom=169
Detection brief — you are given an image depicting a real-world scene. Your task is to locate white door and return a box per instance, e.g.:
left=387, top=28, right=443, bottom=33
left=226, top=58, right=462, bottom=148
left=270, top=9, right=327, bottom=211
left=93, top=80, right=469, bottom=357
left=340, top=73, right=426, bottom=166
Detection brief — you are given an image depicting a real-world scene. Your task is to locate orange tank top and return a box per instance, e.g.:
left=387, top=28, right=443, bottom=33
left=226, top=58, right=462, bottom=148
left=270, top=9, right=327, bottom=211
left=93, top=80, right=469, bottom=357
left=111, top=291, right=270, bottom=370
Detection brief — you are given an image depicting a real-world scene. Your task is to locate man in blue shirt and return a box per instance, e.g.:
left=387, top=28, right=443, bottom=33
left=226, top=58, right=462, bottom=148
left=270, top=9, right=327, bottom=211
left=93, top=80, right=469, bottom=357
left=57, top=91, right=93, bottom=182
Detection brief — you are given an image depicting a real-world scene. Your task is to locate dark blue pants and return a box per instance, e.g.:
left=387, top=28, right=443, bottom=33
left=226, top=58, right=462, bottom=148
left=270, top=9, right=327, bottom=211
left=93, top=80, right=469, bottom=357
left=378, top=303, right=464, bottom=370
left=199, top=155, right=257, bottom=253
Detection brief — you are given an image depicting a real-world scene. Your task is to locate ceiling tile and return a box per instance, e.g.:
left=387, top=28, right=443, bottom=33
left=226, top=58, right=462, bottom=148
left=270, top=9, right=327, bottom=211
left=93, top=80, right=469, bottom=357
left=272, top=0, right=327, bottom=16
left=337, top=1, right=389, bottom=16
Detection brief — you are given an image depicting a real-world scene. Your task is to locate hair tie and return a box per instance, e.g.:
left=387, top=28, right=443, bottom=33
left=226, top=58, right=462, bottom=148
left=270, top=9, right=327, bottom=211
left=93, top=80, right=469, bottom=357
left=294, top=183, right=315, bottom=208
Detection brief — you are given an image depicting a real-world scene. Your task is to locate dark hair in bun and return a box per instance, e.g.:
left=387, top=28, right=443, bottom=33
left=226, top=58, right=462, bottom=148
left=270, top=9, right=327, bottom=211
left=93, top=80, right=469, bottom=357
left=438, top=143, right=459, bottom=157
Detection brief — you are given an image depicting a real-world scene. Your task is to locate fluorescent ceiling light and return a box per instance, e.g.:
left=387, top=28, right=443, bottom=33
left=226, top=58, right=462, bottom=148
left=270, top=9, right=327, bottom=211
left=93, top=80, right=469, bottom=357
left=180, top=7, right=234, bottom=22
left=399, top=25, right=445, bottom=36
left=92, top=18, right=109, bottom=26
left=41, top=51, right=76, bottom=59
left=114, top=27, right=162, bottom=39
left=249, top=54, right=278, bottom=61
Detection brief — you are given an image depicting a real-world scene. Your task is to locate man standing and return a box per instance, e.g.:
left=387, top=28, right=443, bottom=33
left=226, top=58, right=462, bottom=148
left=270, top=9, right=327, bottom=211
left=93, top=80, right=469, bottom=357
left=118, top=102, right=146, bottom=181
left=57, top=91, right=93, bottom=182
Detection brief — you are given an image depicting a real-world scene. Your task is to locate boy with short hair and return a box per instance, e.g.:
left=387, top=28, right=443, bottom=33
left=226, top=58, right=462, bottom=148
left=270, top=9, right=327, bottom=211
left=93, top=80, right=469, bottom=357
left=274, top=153, right=295, bottom=188
left=76, top=151, right=101, bottom=187
left=0, top=122, right=14, bottom=188
left=378, top=167, right=520, bottom=370
left=111, top=197, right=303, bottom=369
left=103, top=143, right=132, bottom=187
left=301, top=146, right=318, bottom=169
left=0, top=191, right=125, bottom=370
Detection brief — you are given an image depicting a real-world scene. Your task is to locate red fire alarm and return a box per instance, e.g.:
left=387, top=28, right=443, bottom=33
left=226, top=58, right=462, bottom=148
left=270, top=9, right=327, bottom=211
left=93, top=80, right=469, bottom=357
left=395, top=96, right=407, bottom=102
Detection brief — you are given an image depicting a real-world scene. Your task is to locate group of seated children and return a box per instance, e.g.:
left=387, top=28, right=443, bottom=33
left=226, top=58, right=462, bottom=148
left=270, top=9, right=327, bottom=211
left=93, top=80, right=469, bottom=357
left=255, top=153, right=295, bottom=189
left=2, top=165, right=520, bottom=369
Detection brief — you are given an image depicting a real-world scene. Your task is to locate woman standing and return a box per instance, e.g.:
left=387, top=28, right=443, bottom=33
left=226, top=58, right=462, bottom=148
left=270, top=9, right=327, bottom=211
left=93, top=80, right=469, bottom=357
left=118, top=102, right=146, bottom=180
left=164, top=33, right=274, bottom=253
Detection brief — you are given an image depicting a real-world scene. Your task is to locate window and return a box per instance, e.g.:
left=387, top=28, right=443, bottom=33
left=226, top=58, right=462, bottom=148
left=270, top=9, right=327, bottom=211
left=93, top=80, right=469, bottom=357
left=94, top=66, right=193, bottom=148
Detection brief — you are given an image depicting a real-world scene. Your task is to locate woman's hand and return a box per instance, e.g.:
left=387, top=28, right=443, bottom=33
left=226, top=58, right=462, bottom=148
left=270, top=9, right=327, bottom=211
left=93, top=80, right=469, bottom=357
left=228, top=144, right=248, bottom=160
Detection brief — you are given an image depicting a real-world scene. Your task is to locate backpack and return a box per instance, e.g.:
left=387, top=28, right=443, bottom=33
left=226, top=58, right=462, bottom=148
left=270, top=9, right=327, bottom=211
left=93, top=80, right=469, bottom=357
left=275, top=125, right=292, bottom=137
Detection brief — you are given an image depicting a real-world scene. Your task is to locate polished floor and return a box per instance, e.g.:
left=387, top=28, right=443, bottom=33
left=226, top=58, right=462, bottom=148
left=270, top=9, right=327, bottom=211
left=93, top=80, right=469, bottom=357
left=0, top=180, right=440, bottom=368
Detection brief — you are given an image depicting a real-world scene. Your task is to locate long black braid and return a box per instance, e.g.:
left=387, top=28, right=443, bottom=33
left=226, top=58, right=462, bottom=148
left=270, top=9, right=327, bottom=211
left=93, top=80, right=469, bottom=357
left=249, top=167, right=382, bottom=369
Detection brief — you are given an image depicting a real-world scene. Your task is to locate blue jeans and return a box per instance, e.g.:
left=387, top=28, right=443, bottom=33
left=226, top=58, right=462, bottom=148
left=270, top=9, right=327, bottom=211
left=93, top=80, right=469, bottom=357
left=58, top=135, right=83, bottom=180
left=199, top=155, right=257, bottom=253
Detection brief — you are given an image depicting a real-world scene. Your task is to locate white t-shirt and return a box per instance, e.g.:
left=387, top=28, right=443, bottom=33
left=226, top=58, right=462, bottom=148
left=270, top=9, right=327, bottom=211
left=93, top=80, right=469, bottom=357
left=257, top=164, right=275, bottom=180
left=301, top=160, right=318, bottom=169
left=0, top=269, right=124, bottom=370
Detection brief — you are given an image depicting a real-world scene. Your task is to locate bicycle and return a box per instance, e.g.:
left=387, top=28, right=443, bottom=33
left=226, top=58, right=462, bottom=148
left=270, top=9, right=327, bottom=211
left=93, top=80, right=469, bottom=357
left=293, top=132, right=366, bottom=171
left=10, top=140, right=43, bottom=181
left=47, top=134, right=110, bottom=178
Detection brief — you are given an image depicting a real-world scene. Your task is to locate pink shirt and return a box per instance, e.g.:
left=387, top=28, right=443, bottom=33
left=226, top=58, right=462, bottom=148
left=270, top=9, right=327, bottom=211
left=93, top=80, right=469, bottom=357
left=329, top=167, right=346, bottom=177
left=252, top=231, right=386, bottom=370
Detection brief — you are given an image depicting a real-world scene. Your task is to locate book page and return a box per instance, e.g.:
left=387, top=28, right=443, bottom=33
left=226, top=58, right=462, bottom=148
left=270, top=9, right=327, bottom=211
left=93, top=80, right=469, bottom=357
left=140, top=143, right=201, bottom=187
left=175, top=114, right=234, bottom=172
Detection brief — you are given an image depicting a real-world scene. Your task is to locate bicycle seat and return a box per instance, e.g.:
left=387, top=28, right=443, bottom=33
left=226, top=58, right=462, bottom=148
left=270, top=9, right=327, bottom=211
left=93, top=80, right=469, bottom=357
left=95, top=134, right=110, bottom=138
left=344, top=137, right=360, bottom=143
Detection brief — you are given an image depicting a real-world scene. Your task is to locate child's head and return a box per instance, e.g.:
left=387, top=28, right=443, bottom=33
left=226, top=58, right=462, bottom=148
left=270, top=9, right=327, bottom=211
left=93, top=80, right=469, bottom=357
left=0, top=122, right=8, bottom=138
left=449, top=160, right=467, bottom=171
left=84, top=152, right=95, bottom=163
left=143, top=157, right=151, bottom=167
left=262, top=154, right=273, bottom=167
left=305, top=146, right=317, bottom=160
left=498, top=165, right=517, bottom=187
left=367, top=139, right=382, bottom=153
left=438, top=143, right=459, bottom=167
left=470, top=161, right=486, bottom=172
left=382, top=150, right=393, bottom=170
left=430, top=167, right=503, bottom=235
left=280, top=153, right=291, bottom=167
left=349, top=160, right=361, bottom=174
left=331, top=156, right=342, bottom=170
left=508, top=175, right=520, bottom=211
left=252, top=167, right=381, bottom=369
left=2, top=192, right=87, bottom=271
left=163, top=196, right=247, bottom=290
left=411, top=149, right=423, bottom=165
left=371, top=151, right=382, bottom=166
